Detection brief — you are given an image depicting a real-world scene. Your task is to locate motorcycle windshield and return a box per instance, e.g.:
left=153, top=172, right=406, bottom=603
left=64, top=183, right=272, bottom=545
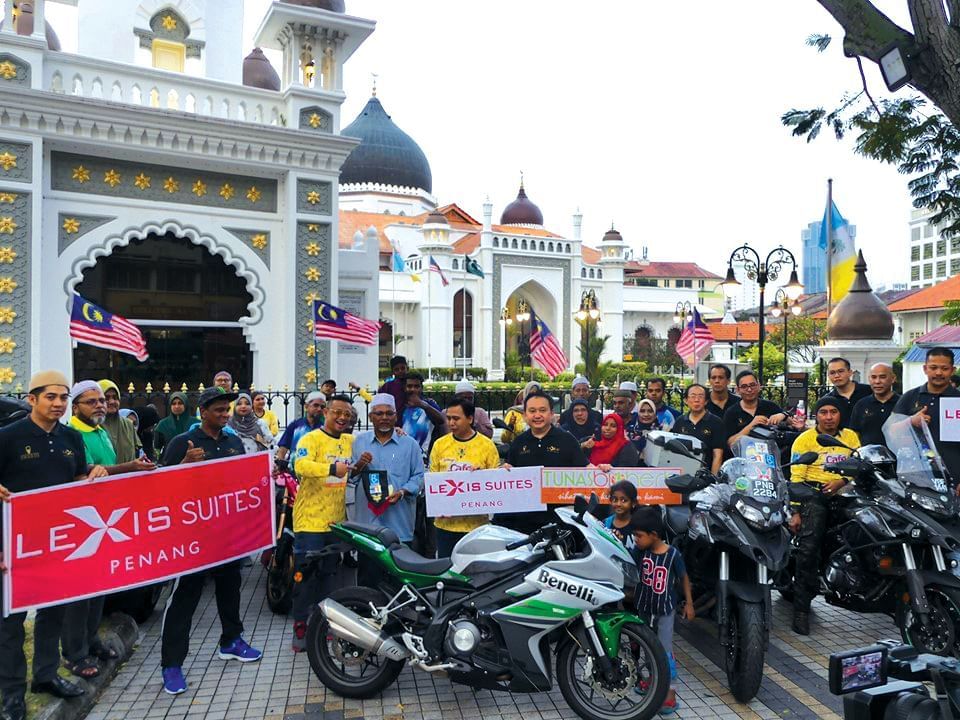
left=729, top=436, right=787, bottom=484
left=717, top=456, right=788, bottom=504
left=882, top=413, right=951, bottom=491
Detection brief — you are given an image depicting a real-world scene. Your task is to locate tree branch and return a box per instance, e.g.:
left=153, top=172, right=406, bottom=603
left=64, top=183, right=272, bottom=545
left=815, top=0, right=915, bottom=60
left=950, top=0, right=960, bottom=28
left=908, top=0, right=950, bottom=45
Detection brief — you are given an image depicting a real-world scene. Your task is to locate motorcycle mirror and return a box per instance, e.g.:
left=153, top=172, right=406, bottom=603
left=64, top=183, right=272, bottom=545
left=791, top=451, right=819, bottom=466
left=492, top=418, right=509, bottom=430
left=587, top=492, right=599, bottom=515
left=665, top=439, right=696, bottom=459
left=817, top=433, right=850, bottom=450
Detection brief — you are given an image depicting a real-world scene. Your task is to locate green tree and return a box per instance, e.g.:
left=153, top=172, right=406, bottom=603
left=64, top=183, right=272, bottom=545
left=577, top=320, right=612, bottom=387
left=765, top=317, right=827, bottom=366
left=784, top=3, right=960, bottom=236
left=739, top=343, right=786, bottom=381
left=942, top=299, right=960, bottom=324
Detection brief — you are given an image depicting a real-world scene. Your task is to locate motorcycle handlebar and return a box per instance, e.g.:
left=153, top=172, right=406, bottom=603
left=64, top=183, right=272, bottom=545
left=505, top=524, right=558, bottom=551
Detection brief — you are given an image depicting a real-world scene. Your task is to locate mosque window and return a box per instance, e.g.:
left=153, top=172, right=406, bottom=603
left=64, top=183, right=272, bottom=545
left=565, top=244, right=571, bottom=253
left=137, top=9, right=203, bottom=73
left=589, top=269, right=595, bottom=278
left=581, top=268, right=586, bottom=278
left=152, top=39, right=185, bottom=72
left=493, top=238, right=499, bottom=247
left=453, top=290, right=474, bottom=358
left=512, top=239, right=518, bottom=249
left=539, top=241, right=545, bottom=251
left=548, top=242, right=554, bottom=252
left=452, top=259, right=459, bottom=270
left=521, top=239, right=528, bottom=250
left=597, top=270, right=603, bottom=279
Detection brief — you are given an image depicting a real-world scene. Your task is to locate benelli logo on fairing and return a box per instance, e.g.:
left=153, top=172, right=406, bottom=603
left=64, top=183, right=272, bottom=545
left=537, top=569, right=597, bottom=604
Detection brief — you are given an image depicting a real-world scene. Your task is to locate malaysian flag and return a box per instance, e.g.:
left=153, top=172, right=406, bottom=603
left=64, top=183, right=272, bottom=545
left=530, top=312, right=568, bottom=378
left=69, top=294, right=149, bottom=361
left=428, top=255, right=449, bottom=286
left=675, top=308, right=714, bottom=369
left=313, top=300, right=380, bottom=346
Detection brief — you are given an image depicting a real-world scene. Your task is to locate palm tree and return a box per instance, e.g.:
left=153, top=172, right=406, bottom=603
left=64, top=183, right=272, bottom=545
left=577, top=320, right=611, bottom=387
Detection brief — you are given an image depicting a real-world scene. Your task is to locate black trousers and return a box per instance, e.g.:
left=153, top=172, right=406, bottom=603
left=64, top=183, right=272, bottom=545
left=160, top=560, right=244, bottom=668
left=0, top=573, right=65, bottom=698
left=62, top=596, right=105, bottom=663
left=291, top=532, right=339, bottom=624
left=794, top=497, right=830, bottom=611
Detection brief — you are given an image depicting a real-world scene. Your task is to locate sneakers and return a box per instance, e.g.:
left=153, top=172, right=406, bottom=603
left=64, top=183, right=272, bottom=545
left=161, top=667, right=187, bottom=695
left=659, top=697, right=679, bottom=715
left=792, top=610, right=810, bottom=635
left=292, top=621, right=307, bottom=653
left=218, top=637, right=263, bottom=662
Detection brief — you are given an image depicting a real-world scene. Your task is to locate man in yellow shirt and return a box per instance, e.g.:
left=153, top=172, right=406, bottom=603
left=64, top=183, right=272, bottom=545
left=788, top=396, right=860, bottom=635
left=429, top=399, right=500, bottom=558
left=289, top=394, right=354, bottom=652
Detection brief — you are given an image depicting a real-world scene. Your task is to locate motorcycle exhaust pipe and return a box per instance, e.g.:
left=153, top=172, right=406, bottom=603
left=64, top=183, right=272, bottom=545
left=320, top=599, right=411, bottom=662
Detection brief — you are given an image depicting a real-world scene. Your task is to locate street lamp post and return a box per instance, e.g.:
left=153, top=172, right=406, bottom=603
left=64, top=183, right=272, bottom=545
left=498, top=307, right=513, bottom=374
left=673, top=300, right=694, bottom=382
left=719, top=244, right=803, bottom=385
left=576, top=289, right=601, bottom=383
left=507, top=298, right=532, bottom=380
left=769, top=288, right=802, bottom=377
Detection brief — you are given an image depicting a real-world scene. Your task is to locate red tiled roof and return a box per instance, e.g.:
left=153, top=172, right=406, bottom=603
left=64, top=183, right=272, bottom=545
left=624, top=261, right=723, bottom=279
left=706, top=321, right=760, bottom=342
left=339, top=210, right=420, bottom=252
left=888, top=275, right=960, bottom=312
left=452, top=232, right=481, bottom=255
left=582, top=246, right=601, bottom=264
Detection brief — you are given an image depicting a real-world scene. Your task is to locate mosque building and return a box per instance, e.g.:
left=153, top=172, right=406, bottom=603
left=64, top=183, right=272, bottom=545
left=0, top=0, right=721, bottom=389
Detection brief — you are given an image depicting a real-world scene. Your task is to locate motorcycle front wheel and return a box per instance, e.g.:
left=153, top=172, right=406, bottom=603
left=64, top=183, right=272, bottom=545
left=556, top=621, right=669, bottom=720
left=724, top=600, right=765, bottom=702
left=898, top=584, right=960, bottom=657
left=307, top=586, right=404, bottom=699
left=265, top=542, right=295, bottom=614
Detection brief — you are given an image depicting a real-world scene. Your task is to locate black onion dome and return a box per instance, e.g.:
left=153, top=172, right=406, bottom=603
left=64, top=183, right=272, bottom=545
left=242, top=48, right=280, bottom=91
left=340, top=97, right=433, bottom=193
left=281, top=0, right=346, bottom=11
left=500, top=183, right=543, bottom=226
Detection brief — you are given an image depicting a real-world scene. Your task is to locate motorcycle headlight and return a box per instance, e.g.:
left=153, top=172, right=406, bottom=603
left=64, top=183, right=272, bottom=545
left=613, top=555, right=640, bottom=587
left=735, top=498, right=770, bottom=529
left=854, top=507, right=896, bottom=538
left=689, top=512, right=713, bottom=543
left=910, top=492, right=951, bottom=517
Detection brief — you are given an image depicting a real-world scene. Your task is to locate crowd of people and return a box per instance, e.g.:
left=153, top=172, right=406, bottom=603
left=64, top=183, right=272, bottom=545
left=0, top=348, right=957, bottom=718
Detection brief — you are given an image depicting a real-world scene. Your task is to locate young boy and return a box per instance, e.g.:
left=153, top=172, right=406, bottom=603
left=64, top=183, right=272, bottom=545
left=631, top=507, right=694, bottom=715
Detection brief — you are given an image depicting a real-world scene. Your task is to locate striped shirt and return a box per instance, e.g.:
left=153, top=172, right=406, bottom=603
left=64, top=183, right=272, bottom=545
left=632, top=545, right=686, bottom=618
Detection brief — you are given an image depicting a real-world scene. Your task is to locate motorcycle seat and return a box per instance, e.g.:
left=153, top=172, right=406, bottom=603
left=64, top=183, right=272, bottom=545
left=339, top=521, right=400, bottom=548
left=389, top=546, right=453, bottom=575
left=665, top=506, right=691, bottom=535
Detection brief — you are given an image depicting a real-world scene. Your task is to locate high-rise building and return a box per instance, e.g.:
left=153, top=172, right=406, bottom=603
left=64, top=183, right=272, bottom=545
left=801, top=218, right=857, bottom=295
left=908, top=206, right=960, bottom=288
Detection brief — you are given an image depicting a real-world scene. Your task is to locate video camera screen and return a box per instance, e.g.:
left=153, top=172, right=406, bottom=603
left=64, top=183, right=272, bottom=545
left=829, top=645, right=888, bottom=695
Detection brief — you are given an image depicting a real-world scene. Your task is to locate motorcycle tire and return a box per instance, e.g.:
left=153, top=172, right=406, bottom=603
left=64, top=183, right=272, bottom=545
left=306, top=586, right=404, bottom=699
left=724, top=600, right=765, bottom=703
left=556, top=621, right=669, bottom=720
left=898, top=584, right=960, bottom=657
left=265, top=544, right=295, bottom=615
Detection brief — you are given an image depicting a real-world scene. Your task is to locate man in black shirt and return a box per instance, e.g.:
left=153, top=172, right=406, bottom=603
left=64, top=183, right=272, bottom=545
left=0, top=371, right=103, bottom=720
left=497, top=392, right=588, bottom=534
left=672, top=384, right=725, bottom=474
left=158, top=388, right=262, bottom=697
left=849, top=363, right=900, bottom=447
left=706, top=364, right=740, bottom=419
left=894, top=347, right=960, bottom=480
left=724, top=370, right=795, bottom=449
left=825, top=357, right=873, bottom=428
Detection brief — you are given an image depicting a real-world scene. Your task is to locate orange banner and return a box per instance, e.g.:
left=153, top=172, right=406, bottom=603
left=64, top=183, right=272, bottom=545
left=540, top=467, right=683, bottom=506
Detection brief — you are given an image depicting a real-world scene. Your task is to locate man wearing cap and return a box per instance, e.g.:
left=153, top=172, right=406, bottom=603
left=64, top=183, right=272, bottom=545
left=157, top=387, right=262, bottom=695
left=612, top=390, right=645, bottom=450
left=449, top=380, right=493, bottom=438
left=98, top=379, right=141, bottom=463
left=0, top=371, right=105, bottom=719
left=62, top=381, right=155, bottom=680
left=558, top=376, right=603, bottom=430
left=275, top=391, right=326, bottom=475
left=348, top=394, right=424, bottom=580
left=787, top=396, right=861, bottom=635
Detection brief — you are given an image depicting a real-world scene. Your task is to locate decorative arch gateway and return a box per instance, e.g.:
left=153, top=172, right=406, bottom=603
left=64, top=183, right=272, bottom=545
left=66, top=220, right=263, bottom=387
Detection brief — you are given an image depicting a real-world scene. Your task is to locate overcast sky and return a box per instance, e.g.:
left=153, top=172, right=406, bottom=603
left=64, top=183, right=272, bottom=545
left=49, top=1, right=917, bottom=288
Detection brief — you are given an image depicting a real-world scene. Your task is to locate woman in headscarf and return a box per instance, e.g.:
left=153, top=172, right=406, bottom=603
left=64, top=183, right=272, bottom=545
left=228, top=393, right=275, bottom=454
left=155, top=392, right=192, bottom=455
left=560, top=398, right=601, bottom=451
left=251, top=391, right=280, bottom=437
left=628, top=398, right=661, bottom=456
left=119, top=408, right=139, bottom=429
left=590, top=413, right=640, bottom=469
left=502, top=380, right=542, bottom=444
left=135, top=405, right=160, bottom=462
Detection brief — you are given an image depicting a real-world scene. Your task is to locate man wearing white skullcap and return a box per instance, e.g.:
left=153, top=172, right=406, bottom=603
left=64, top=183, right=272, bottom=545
left=450, top=380, right=493, bottom=438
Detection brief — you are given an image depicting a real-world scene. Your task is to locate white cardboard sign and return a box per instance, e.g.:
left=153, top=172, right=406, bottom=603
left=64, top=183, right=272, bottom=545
left=425, top=466, right=545, bottom=517
left=940, top=398, right=960, bottom=442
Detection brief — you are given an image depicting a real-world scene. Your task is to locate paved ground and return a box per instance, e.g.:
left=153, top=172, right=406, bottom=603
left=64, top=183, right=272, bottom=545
left=85, top=563, right=901, bottom=720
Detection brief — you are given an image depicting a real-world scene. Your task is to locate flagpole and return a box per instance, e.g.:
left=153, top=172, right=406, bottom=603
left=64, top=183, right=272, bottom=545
left=313, top=334, right=320, bottom=391
left=693, top=311, right=698, bottom=383
left=826, top=178, right=833, bottom=319
left=426, top=263, right=432, bottom=381
left=392, top=257, right=397, bottom=357
left=461, top=264, right=467, bottom=380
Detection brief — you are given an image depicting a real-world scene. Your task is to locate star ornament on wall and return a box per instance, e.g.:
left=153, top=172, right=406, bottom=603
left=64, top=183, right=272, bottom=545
left=246, top=186, right=261, bottom=203
left=62, top=217, right=80, bottom=234
left=251, top=234, right=268, bottom=250
left=305, top=344, right=315, bottom=358
left=0, top=217, right=17, bottom=234
left=304, top=291, right=320, bottom=306
left=304, top=369, right=317, bottom=384
left=72, top=165, right=91, bottom=183
left=308, top=113, right=323, bottom=129
left=0, top=61, right=17, bottom=80
left=219, top=183, right=235, bottom=200
left=305, top=267, right=320, bottom=281
left=163, top=177, right=179, bottom=193
left=0, top=337, right=15, bottom=353
left=305, top=241, right=320, bottom=256
left=306, top=190, right=322, bottom=205
left=103, top=169, right=121, bottom=188
left=134, top=173, right=151, bottom=190
left=0, top=247, right=15, bottom=263
left=0, top=307, right=15, bottom=323
left=0, top=193, right=15, bottom=203
left=0, top=277, right=18, bottom=293
left=192, top=180, right=207, bottom=197
left=161, top=14, right=177, bottom=31
left=0, top=367, right=15, bottom=384
left=307, top=224, right=320, bottom=232
left=0, top=152, right=16, bottom=171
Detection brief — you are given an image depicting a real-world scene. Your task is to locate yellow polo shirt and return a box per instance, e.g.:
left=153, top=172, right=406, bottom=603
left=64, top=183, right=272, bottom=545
left=293, top=429, right=354, bottom=532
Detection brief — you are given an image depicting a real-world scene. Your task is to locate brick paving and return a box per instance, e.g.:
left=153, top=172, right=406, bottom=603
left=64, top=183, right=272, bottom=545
left=86, top=563, right=902, bottom=720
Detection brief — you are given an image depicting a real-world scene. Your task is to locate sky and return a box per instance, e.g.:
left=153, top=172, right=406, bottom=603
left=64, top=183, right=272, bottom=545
left=47, top=1, right=917, bottom=288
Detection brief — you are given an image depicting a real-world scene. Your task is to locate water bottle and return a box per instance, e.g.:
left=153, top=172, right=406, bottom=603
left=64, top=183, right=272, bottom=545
left=795, top=400, right=806, bottom=424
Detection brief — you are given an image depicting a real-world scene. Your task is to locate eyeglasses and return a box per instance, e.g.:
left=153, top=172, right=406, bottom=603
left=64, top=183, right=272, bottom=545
left=738, top=382, right=759, bottom=390
left=369, top=411, right=396, bottom=418
left=328, top=410, right=352, bottom=418
left=77, top=398, right=106, bottom=406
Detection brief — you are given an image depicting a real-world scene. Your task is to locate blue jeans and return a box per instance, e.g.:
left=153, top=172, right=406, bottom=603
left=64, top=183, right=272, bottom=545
left=292, top=532, right=340, bottom=623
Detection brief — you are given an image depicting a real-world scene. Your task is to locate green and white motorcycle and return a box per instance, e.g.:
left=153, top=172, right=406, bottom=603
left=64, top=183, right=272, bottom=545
left=306, top=495, right=671, bottom=720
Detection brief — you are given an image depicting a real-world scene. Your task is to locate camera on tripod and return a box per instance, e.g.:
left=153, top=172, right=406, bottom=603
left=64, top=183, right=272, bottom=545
left=830, top=639, right=960, bottom=719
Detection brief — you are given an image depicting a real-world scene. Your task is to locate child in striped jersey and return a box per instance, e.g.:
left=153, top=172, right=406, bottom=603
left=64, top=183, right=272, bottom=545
left=631, top=507, right=694, bottom=715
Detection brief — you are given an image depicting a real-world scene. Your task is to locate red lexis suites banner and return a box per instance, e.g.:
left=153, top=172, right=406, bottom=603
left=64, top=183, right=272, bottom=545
left=2, top=452, right=275, bottom=615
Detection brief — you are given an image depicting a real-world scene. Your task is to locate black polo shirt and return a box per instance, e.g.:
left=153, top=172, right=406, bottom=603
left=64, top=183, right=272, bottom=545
left=160, top=425, right=246, bottom=465
left=894, top=384, right=960, bottom=479
left=826, top=383, right=873, bottom=427
left=673, top=412, right=726, bottom=453
left=849, top=393, right=900, bottom=447
left=0, top=417, right=88, bottom=493
left=723, top=399, right=783, bottom=441
left=706, top=392, right=740, bottom=419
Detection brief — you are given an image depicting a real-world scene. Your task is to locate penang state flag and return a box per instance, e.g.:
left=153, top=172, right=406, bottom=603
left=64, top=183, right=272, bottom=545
left=529, top=312, right=568, bottom=378
left=69, top=294, right=149, bottom=361
left=675, top=308, right=715, bottom=369
left=313, top=300, right=380, bottom=346
left=819, top=200, right=857, bottom=303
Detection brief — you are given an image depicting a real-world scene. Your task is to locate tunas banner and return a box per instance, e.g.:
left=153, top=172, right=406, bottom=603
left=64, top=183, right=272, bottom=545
left=3, top=452, right=275, bottom=615
left=540, top=467, right=683, bottom=505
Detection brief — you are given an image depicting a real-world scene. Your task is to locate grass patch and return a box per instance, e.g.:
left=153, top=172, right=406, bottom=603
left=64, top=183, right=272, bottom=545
left=22, top=618, right=73, bottom=719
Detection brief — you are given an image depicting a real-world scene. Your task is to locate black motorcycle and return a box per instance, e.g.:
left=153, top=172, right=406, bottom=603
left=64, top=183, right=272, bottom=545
left=663, top=435, right=814, bottom=702
left=776, top=415, right=960, bottom=657
left=265, top=470, right=299, bottom=614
